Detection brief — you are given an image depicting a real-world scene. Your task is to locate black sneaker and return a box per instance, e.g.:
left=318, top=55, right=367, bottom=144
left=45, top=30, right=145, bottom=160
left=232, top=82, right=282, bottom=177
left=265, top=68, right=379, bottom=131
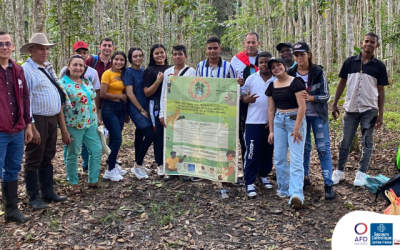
left=304, top=176, right=312, bottom=187
left=181, top=176, right=191, bottom=182
left=324, top=185, right=336, bottom=200
left=82, top=167, right=88, bottom=173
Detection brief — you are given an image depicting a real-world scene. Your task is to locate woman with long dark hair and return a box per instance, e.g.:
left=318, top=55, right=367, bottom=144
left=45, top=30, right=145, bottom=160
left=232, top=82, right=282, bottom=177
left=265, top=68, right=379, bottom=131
left=266, top=57, right=307, bottom=210
left=287, top=42, right=335, bottom=200
left=61, top=55, right=102, bottom=192
left=143, top=44, right=170, bottom=176
left=123, top=47, right=154, bottom=179
left=100, top=51, right=128, bottom=181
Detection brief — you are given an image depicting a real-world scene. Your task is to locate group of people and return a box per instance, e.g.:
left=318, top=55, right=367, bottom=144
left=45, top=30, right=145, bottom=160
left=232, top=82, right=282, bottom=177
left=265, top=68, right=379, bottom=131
left=0, top=29, right=388, bottom=222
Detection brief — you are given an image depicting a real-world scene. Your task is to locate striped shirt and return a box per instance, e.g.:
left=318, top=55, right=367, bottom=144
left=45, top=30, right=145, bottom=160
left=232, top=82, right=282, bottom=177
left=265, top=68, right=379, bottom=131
left=22, top=57, right=61, bottom=117
left=196, top=57, right=236, bottom=78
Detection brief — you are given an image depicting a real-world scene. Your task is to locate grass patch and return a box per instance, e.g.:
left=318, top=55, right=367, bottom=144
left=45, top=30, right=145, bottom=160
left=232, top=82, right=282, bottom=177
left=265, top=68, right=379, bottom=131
left=149, top=200, right=187, bottom=226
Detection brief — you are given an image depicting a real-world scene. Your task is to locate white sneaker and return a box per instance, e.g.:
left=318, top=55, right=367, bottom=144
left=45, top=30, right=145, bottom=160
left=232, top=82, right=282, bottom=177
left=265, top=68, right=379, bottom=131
left=103, top=168, right=124, bottom=182
left=260, top=177, right=273, bottom=189
left=246, top=184, right=257, bottom=197
left=131, top=166, right=147, bottom=179
left=134, top=165, right=149, bottom=179
left=353, top=171, right=366, bottom=186
left=115, top=164, right=127, bottom=176
left=157, top=165, right=165, bottom=176
left=332, top=170, right=345, bottom=185
left=143, top=167, right=151, bottom=175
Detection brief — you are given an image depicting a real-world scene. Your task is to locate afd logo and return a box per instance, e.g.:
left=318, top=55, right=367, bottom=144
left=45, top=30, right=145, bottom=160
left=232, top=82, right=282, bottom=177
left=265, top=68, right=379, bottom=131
left=370, top=223, right=393, bottom=245
left=354, top=223, right=368, bottom=245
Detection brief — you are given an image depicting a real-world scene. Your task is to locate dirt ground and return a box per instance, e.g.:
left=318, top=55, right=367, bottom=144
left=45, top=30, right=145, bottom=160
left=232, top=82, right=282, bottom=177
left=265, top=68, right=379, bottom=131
left=0, top=122, right=399, bottom=250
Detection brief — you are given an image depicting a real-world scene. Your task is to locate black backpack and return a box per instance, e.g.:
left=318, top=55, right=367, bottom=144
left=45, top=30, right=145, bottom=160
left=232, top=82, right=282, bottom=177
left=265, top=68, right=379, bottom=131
left=375, top=173, right=400, bottom=204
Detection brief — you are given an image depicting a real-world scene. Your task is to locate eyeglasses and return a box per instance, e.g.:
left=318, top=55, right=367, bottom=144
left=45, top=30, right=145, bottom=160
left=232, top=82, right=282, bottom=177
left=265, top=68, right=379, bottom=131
left=0, top=42, right=12, bottom=48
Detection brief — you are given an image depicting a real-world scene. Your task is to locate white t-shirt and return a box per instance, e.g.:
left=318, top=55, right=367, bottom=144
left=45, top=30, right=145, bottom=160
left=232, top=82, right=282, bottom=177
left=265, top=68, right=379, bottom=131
left=240, top=72, right=276, bottom=124
left=231, top=54, right=257, bottom=78
left=159, top=65, right=196, bottom=118
left=59, top=66, right=101, bottom=90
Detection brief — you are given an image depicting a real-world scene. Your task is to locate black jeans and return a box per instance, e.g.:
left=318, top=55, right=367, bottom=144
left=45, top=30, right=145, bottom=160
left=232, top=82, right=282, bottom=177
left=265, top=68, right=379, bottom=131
left=148, top=99, right=163, bottom=166
left=134, top=126, right=155, bottom=165
left=101, top=99, right=126, bottom=171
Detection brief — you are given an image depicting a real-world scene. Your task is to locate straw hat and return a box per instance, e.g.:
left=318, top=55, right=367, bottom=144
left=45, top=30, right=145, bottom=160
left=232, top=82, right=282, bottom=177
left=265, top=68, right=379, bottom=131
left=20, top=33, right=57, bottom=55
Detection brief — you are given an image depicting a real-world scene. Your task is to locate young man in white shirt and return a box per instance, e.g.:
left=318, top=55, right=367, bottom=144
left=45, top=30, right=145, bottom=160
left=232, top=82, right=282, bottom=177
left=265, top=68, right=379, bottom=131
left=240, top=52, right=275, bottom=197
left=159, top=45, right=196, bottom=181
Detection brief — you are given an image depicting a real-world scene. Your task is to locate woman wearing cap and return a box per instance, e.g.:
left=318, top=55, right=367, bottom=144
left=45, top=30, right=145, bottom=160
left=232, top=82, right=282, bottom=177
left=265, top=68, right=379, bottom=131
left=266, top=57, right=307, bottom=210
left=61, top=55, right=102, bottom=192
left=288, top=42, right=335, bottom=200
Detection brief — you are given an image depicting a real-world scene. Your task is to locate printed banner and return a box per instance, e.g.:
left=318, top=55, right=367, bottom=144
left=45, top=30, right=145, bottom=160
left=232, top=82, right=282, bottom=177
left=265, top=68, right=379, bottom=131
left=164, top=76, right=239, bottom=182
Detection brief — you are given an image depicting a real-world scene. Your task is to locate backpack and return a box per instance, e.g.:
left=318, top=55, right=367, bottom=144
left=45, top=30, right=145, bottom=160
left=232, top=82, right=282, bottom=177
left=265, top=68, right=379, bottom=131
left=365, top=174, right=390, bottom=194
left=396, top=142, right=400, bottom=171
left=91, top=55, right=99, bottom=69
left=242, top=64, right=256, bottom=81
left=375, top=173, right=400, bottom=204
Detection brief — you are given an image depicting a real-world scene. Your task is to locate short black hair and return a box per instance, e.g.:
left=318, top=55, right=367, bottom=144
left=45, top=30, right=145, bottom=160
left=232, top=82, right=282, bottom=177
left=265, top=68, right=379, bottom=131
left=255, top=52, right=272, bottom=67
left=364, top=32, right=379, bottom=41
left=172, top=44, right=187, bottom=55
left=100, top=37, right=114, bottom=46
left=226, top=151, right=236, bottom=157
left=206, top=35, right=221, bottom=45
left=127, top=46, right=143, bottom=64
left=245, top=32, right=259, bottom=41
left=0, top=31, right=9, bottom=36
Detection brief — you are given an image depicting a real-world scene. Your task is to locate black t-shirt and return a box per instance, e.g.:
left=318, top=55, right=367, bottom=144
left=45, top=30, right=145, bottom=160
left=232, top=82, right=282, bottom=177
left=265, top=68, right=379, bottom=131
left=143, top=64, right=170, bottom=100
left=265, top=77, right=306, bottom=110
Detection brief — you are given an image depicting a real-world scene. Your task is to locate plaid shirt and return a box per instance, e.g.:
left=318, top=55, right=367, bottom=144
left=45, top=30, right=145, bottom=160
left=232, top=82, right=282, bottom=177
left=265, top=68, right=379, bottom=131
left=22, top=57, right=63, bottom=117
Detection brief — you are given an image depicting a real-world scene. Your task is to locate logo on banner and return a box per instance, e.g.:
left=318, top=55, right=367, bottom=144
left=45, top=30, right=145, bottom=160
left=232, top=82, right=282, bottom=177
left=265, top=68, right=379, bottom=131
left=370, top=223, right=393, bottom=245
left=354, top=223, right=368, bottom=245
left=189, top=78, right=210, bottom=101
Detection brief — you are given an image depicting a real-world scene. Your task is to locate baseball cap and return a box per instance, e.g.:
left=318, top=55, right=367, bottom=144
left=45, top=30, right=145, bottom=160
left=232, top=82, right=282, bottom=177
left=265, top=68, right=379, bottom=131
left=267, top=57, right=285, bottom=70
left=293, top=42, right=310, bottom=53
left=73, top=41, right=88, bottom=51
left=276, top=42, right=293, bottom=52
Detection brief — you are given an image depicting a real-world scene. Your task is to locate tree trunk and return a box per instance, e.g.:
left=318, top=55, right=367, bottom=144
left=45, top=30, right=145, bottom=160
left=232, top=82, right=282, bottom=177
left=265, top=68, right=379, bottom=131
left=325, top=9, right=332, bottom=74
left=386, top=0, right=393, bottom=83
left=336, top=0, right=343, bottom=69
left=123, top=0, right=129, bottom=50
left=305, top=3, right=310, bottom=44
left=311, top=1, right=317, bottom=58
left=345, top=0, right=354, bottom=57
left=34, top=0, right=46, bottom=32
left=375, top=0, right=383, bottom=59
left=14, top=0, right=24, bottom=62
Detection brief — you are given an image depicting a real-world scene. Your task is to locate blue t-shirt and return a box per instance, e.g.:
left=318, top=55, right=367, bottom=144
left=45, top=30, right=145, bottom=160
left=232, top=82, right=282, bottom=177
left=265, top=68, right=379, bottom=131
left=122, top=67, right=146, bottom=115
left=123, top=67, right=152, bottom=130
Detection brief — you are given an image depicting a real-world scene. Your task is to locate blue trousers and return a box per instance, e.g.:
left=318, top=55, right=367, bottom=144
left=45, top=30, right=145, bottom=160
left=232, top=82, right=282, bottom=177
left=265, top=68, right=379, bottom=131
left=101, top=99, right=126, bottom=171
left=273, top=110, right=306, bottom=204
left=303, top=116, right=334, bottom=185
left=244, top=124, right=274, bottom=185
left=0, top=130, right=24, bottom=182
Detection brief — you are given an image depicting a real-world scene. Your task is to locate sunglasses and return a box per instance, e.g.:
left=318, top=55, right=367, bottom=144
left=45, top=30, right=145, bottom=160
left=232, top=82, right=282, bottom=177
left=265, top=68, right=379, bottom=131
left=0, top=42, right=12, bottom=48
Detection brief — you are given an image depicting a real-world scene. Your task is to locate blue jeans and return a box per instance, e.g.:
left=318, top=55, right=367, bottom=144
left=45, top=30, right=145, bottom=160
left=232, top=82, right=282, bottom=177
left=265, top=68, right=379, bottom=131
left=0, top=130, right=24, bottom=182
left=63, top=142, right=89, bottom=170
left=244, top=124, right=273, bottom=185
left=101, top=99, right=126, bottom=171
left=273, top=110, right=306, bottom=203
left=338, top=109, right=378, bottom=173
left=303, top=116, right=334, bottom=185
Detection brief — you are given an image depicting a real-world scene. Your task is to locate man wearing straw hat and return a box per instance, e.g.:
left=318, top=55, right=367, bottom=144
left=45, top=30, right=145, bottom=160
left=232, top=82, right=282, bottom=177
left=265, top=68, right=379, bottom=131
left=20, top=33, right=68, bottom=209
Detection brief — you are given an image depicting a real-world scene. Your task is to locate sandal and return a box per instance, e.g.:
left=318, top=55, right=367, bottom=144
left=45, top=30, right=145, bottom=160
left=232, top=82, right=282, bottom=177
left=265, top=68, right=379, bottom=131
left=68, top=185, right=81, bottom=195
left=88, top=182, right=100, bottom=189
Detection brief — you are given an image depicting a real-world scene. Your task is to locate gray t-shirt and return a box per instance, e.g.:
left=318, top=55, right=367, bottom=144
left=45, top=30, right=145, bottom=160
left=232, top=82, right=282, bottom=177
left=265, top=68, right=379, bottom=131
left=296, top=72, right=318, bottom=116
